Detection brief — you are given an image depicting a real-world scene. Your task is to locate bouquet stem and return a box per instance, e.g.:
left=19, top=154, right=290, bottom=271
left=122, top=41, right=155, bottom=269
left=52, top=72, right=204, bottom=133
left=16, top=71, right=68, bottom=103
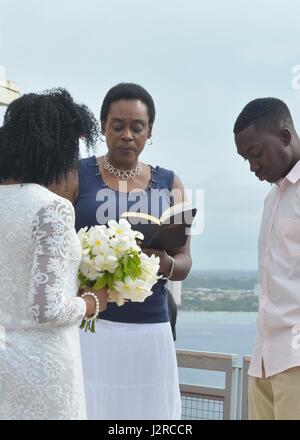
left=80, top=317, right=97, bottom=333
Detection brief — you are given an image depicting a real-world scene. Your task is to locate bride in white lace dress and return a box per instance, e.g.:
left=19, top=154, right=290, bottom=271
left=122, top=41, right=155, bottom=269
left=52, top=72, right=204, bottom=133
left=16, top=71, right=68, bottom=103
left=0, top=89, right=105, bottom=420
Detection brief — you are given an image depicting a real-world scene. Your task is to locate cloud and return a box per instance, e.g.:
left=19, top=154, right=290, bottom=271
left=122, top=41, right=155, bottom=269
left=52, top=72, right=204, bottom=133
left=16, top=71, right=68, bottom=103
left=1, top=0, right=299, bottom=269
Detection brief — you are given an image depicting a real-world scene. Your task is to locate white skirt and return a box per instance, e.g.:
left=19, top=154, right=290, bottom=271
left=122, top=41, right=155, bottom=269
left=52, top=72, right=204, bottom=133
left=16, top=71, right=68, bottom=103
left=80, top=319, right=181, bottom=420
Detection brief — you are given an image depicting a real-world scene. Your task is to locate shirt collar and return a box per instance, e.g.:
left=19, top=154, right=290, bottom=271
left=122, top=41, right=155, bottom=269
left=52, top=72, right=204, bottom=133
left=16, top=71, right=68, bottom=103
left=276, top=160, right=300, bottom=189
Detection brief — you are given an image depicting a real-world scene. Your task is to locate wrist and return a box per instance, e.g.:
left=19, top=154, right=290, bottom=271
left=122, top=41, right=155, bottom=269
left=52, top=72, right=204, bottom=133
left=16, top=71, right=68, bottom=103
left=82, top=296, right=95, bottom=316
left=82, top=292, right=100, bottom=319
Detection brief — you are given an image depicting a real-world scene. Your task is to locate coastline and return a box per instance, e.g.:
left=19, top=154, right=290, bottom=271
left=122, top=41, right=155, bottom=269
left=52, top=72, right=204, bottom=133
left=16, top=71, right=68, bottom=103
left=180, top=270, right=258, bottom=312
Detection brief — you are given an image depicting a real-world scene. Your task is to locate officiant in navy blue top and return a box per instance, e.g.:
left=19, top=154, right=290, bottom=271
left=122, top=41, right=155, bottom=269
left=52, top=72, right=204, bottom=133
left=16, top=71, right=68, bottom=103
left=51, top=83, right=192, bottom=420
left=75, top=154, right=178, bottom=324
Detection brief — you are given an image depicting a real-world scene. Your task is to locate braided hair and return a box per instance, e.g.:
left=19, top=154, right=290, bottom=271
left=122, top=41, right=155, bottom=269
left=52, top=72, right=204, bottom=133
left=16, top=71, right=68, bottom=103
left=0, top=88, right=99, bottom=186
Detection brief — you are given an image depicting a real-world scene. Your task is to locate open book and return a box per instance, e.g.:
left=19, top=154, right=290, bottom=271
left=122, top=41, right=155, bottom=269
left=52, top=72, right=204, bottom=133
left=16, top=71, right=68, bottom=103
left=120, top=202, right=197, bottom=249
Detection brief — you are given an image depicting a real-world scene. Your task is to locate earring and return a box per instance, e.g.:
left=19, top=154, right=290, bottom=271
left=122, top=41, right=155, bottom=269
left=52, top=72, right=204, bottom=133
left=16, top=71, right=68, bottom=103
left=147, top=138, right=153, bottom=145
left=100, top=134, right=106, bottom=143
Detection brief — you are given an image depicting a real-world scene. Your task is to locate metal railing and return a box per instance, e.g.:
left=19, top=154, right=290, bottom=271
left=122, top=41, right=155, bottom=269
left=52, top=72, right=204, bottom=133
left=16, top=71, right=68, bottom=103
left=176, top=349, right=240, bottom=420
left=176, top=349, right=251, bottom=420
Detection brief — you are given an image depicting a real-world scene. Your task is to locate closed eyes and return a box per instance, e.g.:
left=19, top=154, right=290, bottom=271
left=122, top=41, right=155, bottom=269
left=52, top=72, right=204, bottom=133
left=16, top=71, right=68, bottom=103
left=112, top=124, right=144, bottom=134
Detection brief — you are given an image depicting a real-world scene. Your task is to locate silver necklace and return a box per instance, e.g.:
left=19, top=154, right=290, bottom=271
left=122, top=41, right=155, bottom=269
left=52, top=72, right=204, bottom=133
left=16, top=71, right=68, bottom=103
left=103, top=155, right=143, bottom=180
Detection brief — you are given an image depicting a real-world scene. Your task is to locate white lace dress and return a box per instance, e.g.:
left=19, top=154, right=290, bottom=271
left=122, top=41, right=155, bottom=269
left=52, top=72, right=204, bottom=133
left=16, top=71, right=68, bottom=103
left=0, top=184, right=87, bottom=420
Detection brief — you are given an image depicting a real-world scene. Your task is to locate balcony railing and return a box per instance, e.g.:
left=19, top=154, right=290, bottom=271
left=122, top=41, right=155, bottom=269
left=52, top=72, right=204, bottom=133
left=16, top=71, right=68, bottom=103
left=176, top=349, right=250, bottom=420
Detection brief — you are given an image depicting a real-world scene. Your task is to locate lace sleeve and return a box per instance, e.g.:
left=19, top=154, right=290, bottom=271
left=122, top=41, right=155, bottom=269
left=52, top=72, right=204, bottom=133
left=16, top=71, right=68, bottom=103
left=29, top=198, right=86, bottom=326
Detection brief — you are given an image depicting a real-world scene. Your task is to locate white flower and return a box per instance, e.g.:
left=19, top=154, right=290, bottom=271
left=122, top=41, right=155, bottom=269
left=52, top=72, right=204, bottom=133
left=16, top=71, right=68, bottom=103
left=78, top=221, right=159, bottom=317
left=108, top=218, right=144, bottom=241
left=129, top=241, right=143, bottom=253
left=87, top=226, right=110, bottom=255
left=140, top=252, right=160, bottom=284
left=107, top=218, right=131, bottom=236
left=130, top=229, right=144, bottom=241
left=79, top=254, right=101, bottom=281
left=94, top=254, right=119, bottom=274
left=77, top=227, right=91, bottom=251
left=77, top=226, right=88, bottom=242
left=114, top=277, right=153, bottom=302
left=108, top=289, right=126, bottom=306
left=110, top=235, right=133, bottom=258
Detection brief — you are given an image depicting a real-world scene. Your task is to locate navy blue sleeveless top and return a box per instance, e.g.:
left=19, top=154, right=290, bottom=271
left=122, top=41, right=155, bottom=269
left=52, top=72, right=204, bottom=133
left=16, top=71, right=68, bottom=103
left=75, top=155, right=174, bottom=323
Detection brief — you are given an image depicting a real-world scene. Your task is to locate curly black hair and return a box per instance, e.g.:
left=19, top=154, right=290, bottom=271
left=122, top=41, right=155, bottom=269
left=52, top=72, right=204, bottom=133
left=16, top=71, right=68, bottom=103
left=0, top=88, right=99, bottom=186
left=233, top=97, right=294, bottom=134
left=100, top=83, right=156, bottom=129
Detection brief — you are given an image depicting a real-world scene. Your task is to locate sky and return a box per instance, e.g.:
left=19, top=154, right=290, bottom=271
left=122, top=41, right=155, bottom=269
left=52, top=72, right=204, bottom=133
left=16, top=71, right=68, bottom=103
left=1, top=0, right=300, bottom=270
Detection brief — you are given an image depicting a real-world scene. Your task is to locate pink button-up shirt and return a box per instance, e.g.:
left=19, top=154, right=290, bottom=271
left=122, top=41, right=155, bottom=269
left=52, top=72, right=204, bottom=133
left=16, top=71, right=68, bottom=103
left=249, top=160, right=300, bottom=378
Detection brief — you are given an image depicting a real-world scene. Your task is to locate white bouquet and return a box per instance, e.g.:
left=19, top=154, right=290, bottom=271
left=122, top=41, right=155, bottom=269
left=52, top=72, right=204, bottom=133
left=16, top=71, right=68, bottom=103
left=78, top=219, right=160, bottom=332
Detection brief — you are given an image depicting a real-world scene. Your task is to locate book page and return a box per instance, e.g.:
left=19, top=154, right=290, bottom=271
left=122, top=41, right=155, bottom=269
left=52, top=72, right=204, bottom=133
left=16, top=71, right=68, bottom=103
left=159, top=201, right=191, bottom=224
left=120, top=211, right=161, bottom=225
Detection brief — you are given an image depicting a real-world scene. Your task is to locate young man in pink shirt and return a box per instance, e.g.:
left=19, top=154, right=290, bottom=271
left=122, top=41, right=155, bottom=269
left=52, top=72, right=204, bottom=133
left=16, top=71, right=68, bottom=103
left=234, top=98, right=300, bottom=420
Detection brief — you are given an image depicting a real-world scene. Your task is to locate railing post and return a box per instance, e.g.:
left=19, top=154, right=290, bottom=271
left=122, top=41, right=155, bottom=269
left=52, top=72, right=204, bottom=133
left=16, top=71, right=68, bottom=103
left=242, top=355, right=251, bottom=420
left=223, top=355, right=239, bottom=419
left=236, top=366, right=243, bottom=420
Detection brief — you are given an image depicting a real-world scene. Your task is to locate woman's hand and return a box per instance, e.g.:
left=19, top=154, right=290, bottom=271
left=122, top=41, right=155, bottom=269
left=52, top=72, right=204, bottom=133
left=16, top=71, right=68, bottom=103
left=141, top=248, right=173, bottom=277
left=78, top=287, right=108, bottom=317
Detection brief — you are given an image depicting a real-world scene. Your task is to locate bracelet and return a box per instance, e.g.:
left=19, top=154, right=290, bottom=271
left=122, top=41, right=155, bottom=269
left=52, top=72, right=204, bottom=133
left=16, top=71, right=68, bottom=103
left=81, top=292, right=100, bottom=321
left=165, top=256, right=175, bottom=280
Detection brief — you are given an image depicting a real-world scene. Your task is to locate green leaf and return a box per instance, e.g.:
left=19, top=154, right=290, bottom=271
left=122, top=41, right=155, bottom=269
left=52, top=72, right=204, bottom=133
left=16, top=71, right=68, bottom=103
left=78, top=272, right=90, bottom=288
left=107, top=272, right=114, bottom=290
left=132, top=253, right=140, bottom=264
left=126, top=254, right=142, bottom=279
left=114, top=264, right=123, bottom=281
left=92, top=273, right=107, bottom=290
left=123, top=255, right=129, bottom=275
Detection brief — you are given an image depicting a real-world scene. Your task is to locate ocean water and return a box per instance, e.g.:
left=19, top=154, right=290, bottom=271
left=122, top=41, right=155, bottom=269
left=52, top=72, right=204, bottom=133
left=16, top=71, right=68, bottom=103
left=175, top=311, right=257, bottom=387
